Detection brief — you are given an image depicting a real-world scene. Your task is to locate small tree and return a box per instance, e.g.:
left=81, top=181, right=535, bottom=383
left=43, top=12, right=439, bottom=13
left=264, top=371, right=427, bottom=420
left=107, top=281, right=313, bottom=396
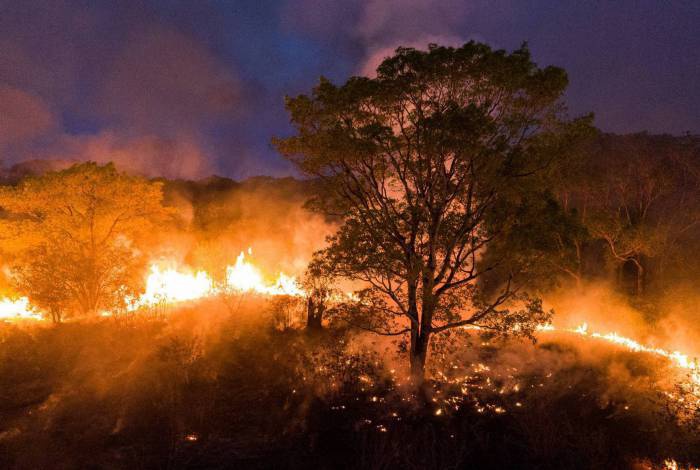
left=13, top=246, right=71, bottom=323
left=302, top=257, right=336, bottom=331
left=0, top=162, right=169, bottom=319
left=276, top=43, right=589, bottom=380
left=268, top=295, right=304, bottom=330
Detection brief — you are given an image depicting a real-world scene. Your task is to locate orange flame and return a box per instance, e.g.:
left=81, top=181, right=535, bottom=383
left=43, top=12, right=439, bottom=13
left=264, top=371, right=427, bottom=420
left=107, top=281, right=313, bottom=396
left=131, top=248, right=304, bottom=310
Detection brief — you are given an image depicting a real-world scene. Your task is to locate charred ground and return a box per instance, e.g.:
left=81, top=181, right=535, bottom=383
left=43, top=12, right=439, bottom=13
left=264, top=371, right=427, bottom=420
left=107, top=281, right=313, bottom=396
left=1, top=302, right=699, bottom=470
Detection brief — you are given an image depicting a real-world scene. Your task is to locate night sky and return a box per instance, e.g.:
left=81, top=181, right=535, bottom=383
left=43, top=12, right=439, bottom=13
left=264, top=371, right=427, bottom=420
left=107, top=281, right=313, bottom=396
left=1, top=0, right=698, bottom=179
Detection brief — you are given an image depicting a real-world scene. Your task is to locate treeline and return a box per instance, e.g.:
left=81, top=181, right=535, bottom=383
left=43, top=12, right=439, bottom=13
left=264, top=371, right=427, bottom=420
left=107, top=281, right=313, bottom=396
left=549, top=133, right=700, bottom=298
left=1, top=131, right=698, bottom=308
left=163, top=133, right=700, bottom=305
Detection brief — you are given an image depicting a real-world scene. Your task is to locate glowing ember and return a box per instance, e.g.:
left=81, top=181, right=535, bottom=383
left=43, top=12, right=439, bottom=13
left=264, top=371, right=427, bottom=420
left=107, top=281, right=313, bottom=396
left=0, top=296, right=42, bottom=320
left=664, top=459, right=700, bottom=470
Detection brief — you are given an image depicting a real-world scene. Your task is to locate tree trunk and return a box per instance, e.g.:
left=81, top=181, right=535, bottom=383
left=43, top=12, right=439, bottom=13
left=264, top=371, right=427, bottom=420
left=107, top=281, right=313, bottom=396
left=406, top=277, right=422, bottom=379
left=411, top=284, right=437, bottom=385
left=409, top=327, right=429, bottom=383
left=633, top=258, right=645, bottom=296
left=574, top=240, right=583, bottom=290
left=51, top=309, right=62, bottom=324
left=410, top=301, right=435, bottom=385
left=306, top=297, right=323, bottom=330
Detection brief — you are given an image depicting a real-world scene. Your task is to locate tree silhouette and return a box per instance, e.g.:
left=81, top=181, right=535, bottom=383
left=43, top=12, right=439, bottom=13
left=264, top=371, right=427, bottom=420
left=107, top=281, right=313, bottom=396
left=276, top=42, right=589, bottom=380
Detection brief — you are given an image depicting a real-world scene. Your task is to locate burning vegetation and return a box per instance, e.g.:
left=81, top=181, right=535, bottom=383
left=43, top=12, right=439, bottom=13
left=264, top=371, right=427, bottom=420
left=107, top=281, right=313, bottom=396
left=1, top=42, right=700, bottom=469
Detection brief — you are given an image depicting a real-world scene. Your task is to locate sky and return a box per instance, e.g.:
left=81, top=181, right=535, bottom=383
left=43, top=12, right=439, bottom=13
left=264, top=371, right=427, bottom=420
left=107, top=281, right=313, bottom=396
left=1, top=0, right=699, bottom=179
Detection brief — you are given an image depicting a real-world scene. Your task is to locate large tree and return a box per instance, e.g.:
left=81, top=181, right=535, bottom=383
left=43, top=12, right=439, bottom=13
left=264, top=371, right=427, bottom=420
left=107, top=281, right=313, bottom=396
left=275, top=43, right=589, bottom=380
left=0, top=162, right=169, bottom=320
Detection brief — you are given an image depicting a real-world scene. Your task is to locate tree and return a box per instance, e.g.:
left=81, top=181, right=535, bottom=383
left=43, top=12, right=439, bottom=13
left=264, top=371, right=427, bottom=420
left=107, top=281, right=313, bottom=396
left=275, top=42, right=589, bottom=380
left=301, top=257, right=336, bottom=331
left=574, top=134, right=700, bottom=296
left=268, top=295, right=304, bottom=330
left=0, top=162, right=169, bottom=320
left=483, top=192, right=591, bottom=292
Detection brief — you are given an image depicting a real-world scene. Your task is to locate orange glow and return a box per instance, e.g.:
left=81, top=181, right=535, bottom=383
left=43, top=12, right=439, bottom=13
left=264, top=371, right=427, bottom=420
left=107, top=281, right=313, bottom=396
left=225, top=249, right=306, bottom=296
left=0, top=296, right=42, bottom=321
left=3, top=248, right=699, bottom=397
left=536, top=321, right=700, bottom=389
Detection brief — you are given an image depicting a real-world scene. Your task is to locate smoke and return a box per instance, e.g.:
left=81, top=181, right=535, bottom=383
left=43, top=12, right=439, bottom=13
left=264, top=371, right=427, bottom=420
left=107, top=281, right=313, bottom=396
left=358, top=34, right=466, bottom=77
left=41, top=131, right=214, bottom=179
left=0, top=1, right=241, bottom=179
left=0, top=85, right=57, bottom=149
left=93, top=26, right=239, bottom=136
left=354, top=0, right=473, bottom=75
left=155, top=177, right=336, bottom=281
left=281, top=0, right=476, bottom=77
left=543, top=281, right=700, bottom=358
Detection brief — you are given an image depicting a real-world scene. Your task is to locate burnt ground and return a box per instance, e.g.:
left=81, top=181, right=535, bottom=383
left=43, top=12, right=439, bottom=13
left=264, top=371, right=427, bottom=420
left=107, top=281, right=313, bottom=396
left=1, top=305, right=699, bottom=470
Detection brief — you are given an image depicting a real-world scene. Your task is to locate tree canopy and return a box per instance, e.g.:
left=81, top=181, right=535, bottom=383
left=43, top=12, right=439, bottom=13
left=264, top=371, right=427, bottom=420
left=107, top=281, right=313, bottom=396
left=0, top=162, right=169, bottom=320
left=275, top=42, right=591, bottom=379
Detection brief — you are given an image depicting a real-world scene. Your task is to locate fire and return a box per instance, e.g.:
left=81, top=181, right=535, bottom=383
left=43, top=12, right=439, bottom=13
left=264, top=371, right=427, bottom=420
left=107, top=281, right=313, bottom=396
left=0, top=296, right=42, bottom=321
left=2, top=248, right=699, bottom=395
left=537, top=321, right=700, bottom=389
left=225, top=249, right=266, bottom=293
left=225, top=250, right=305, bottom=296
left=133, top=265, right=217, bottom=308
left=132, top=248, right=305, bottom=310
left=1, top=248, right=306, bottom=318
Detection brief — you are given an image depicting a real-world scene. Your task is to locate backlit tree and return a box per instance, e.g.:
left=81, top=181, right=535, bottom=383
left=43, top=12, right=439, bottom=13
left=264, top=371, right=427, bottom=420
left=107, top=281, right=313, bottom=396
left=276, top=42, right=589, bottom=380
left=0, top=162, right=169, bottom=320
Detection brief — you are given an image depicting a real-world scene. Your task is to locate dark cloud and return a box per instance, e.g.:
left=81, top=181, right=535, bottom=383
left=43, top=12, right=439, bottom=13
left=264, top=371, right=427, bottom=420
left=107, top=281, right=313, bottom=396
left=0, top=0, right=698, bottom=178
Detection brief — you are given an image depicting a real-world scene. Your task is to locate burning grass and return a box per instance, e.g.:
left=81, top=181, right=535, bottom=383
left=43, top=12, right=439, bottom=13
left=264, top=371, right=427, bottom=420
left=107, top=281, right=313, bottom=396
left=1, top=300, right=699, bottom=469
left=0, top=248, right=306, bottom=321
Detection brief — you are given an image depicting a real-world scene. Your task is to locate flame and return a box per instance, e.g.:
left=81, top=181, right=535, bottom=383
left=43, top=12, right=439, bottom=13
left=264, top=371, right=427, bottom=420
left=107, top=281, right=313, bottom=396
left=536, top=321, right=700, bottom=389
left=2, top=247, right=699, bottom=395
left=0, top=296, right=42, bottom=321
left=224, top=250, right=306, bottom=297
left=132, top=265, right=217, bottom=308
left=664, top=459, right=700, bottom=470
left=131, top=248, right=305, bottom=310
left=225, top=250, right=266, bottom=293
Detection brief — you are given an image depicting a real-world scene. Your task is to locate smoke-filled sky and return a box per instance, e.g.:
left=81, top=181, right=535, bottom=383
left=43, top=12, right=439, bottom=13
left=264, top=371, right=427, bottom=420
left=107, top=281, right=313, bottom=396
left=1, top=0, right=699, bottom=179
